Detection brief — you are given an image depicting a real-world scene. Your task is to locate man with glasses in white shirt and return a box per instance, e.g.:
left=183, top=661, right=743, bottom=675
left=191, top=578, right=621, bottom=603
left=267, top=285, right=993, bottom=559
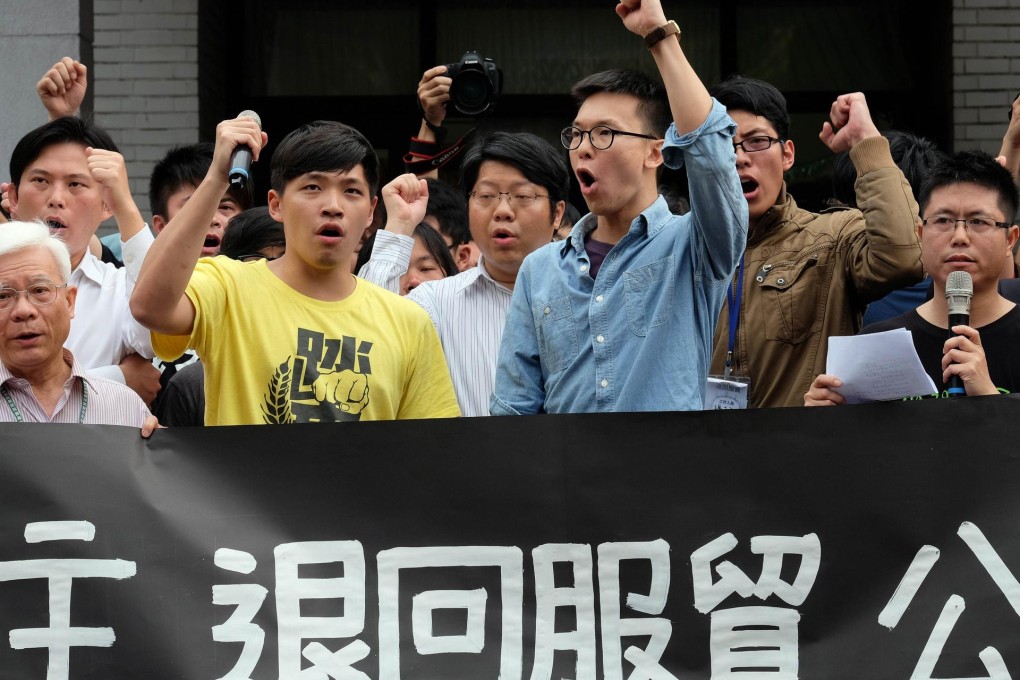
left=364, top=132, right=570, bottom=416
left=0, top=221, right=155, bottom=431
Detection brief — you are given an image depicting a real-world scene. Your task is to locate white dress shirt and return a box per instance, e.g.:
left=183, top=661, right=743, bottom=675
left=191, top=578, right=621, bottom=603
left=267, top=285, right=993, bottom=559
left=68, top=227, right=155, bottom=383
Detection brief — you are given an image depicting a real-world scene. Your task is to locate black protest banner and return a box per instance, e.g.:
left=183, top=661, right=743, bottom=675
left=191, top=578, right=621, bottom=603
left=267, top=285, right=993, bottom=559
left=1, top=397, right=1020, bottom=679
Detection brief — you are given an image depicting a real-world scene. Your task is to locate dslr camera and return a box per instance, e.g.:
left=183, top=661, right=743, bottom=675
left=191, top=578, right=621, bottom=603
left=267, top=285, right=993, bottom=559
left=445, top=51, right=503, bottom=117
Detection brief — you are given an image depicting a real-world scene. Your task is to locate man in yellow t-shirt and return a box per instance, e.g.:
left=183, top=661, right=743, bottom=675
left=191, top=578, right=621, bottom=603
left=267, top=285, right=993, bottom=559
left=130, top=117, right=460, bottom=425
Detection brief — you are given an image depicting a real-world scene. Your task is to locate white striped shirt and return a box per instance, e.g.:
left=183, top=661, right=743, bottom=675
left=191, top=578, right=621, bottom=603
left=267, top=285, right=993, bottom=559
left=356, top=230, right=414, bottom=293
left=408, top=265, right=513, bottom=417
left=359, top=231, right=513, bottom=416
left=0, top=349, right=151, bottom=426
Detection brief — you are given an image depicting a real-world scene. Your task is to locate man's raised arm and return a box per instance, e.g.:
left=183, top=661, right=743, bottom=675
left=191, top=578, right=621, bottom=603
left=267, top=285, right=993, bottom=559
left=356, top=174, right=430, bottom=293
left=617, top=0, right=711, bottom=135
left=820, top=93, right=922, bottom=297
left=998, top=95, right=1020, bottom=185
left=641, top=0, right=746, bottom=281
left=130, top=117, right=266, bottom=335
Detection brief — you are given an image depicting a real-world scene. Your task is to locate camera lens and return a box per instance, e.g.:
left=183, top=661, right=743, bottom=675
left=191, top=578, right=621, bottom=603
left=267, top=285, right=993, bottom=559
left=451, top=71, right=493, bottom=116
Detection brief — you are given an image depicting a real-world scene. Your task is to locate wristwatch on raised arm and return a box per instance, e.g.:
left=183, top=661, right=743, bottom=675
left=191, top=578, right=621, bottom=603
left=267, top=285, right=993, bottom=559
left=644, top=20, right=681, bottom=50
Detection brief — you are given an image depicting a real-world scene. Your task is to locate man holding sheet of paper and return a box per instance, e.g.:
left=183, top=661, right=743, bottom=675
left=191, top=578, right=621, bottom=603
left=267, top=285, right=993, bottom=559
left=805, top=151, right=1020, bottom=405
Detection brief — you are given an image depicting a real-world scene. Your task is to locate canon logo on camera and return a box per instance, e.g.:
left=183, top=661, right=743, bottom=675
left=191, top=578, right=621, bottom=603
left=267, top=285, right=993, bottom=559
left=445, top=51, right=503, bottom=117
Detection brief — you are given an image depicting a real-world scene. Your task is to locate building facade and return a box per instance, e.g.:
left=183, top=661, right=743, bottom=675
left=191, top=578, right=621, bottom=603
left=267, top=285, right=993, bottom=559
left=0, top=0, right=1014, bottom=226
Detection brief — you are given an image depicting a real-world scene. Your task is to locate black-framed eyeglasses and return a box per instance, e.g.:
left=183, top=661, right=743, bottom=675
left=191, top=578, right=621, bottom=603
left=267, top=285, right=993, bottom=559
left=922, top=215, right=1011, bottom=233
left=0, top=281, right=68, bottom=311
left=733, top=136, right=782, bottom=154
left=560, top=126, right=659, bottom=151
left=468, top=191, right=549, bottom=208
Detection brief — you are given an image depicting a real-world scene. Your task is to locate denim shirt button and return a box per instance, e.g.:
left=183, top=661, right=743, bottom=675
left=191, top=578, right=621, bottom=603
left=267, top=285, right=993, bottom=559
left=580, top=264, right=588, bottom=273
left=596, top=335, right=605, bottom=343
left=595, top=295, right=604, bottom=302
left=600, top=378, right=608, bottom=388
left=544, top=306, right=551, bottom=315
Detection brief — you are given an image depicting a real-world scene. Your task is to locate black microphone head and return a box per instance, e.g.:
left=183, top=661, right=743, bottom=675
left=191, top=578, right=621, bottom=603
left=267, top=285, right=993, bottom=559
left=946, top=270, right=974, bottom=316
left=237, top=110, right=262, bottom=130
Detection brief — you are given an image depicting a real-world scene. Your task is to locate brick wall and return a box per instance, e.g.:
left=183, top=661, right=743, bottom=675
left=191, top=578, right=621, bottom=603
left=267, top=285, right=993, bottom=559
left=93, top=0, right=199, bottom=222
left=953, top=0, right=1020, bottom=154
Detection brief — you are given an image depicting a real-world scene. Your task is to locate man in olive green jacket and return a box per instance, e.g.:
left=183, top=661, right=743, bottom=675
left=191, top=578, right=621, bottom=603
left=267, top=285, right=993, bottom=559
left=708, top=77, right=924, bottom=407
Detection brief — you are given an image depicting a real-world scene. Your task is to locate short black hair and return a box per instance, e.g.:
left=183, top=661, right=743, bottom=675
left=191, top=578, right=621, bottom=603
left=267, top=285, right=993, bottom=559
left=413, top=223, right=458, bottom=279
left=10, top=116, right=117, bottom=187
left=709, top=76, right=790, bottom=141
left=270, top=120, right=379, bottom=196
left=570, top=70, right=671, bottom=138
left=918, top=150, right=1019, bottom=222
left=219, top=207, right=285, bottom=260
left=147, top=143, right=250, bottom=220
left=832, top=131, right=946, bottom=209
left=424, top=178, right=470, bottom=246
left=459, top=131, right=570, bottom=213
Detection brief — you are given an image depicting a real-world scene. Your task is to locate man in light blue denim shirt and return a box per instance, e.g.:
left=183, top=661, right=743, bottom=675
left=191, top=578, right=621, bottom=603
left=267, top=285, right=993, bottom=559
left=490, top=0, right=747, bottom=415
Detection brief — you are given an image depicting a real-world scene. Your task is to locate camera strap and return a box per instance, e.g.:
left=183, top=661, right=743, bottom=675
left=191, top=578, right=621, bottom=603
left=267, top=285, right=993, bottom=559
left=403, top=128, right=477, bottom=174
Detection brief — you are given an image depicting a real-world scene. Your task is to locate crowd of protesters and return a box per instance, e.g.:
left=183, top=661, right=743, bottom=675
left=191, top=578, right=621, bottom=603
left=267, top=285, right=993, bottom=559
left=3, top=0, right=1019, bottom=430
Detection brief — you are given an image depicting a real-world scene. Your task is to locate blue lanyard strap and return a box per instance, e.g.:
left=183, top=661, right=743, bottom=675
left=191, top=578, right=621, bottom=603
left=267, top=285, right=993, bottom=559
left=725, top=255, right=745, bottom=378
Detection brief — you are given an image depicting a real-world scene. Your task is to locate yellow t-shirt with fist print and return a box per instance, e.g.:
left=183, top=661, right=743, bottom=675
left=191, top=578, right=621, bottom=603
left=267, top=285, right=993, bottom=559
left=152, top=257, right=460, bottom=425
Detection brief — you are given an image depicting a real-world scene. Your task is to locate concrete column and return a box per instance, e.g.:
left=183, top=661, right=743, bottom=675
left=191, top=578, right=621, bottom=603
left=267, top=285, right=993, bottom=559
left=0, top=0, right=93, bottom=190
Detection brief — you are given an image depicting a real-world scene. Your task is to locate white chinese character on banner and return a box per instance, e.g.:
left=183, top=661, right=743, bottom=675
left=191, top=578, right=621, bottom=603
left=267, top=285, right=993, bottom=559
left=0, top=521, right=136, bottom=680
left=210, top=541, right=370, bottom=680
left=212, top=548, right=267, bottom=680
left=879, top=521, right=1020, bottom=680
left=691, top=532, right=820, bottom=680
left=376, top=545, right=523, bottom=680
left=275, top=541, right=369, bottom=680
left=598, top=540, right=678, bottom=680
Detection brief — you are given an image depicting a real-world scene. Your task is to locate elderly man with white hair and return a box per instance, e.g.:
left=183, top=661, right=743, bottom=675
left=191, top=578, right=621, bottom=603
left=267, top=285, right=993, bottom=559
left=0, top=220, right=155, bottom=432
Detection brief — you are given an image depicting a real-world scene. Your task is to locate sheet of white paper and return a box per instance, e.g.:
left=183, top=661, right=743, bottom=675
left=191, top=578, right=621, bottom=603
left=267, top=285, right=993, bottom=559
left=825, top=329, right=938, bottom=404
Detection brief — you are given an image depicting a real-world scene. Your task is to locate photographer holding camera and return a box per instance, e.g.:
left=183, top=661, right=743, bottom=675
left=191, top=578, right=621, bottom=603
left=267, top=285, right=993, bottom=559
left=388, top=56, right=504, bottom=277
left=405, top=52, right=502, bottom=180
left=412, top=64, right=454, bottom=181
left=358, top=55, right=569, bottom=417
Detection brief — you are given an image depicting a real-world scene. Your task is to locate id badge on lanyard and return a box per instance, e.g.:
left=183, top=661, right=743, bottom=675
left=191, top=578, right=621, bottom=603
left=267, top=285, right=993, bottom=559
left=705, top=375, right=749, bottom=409
left=705, top=255, right=750, bottom=409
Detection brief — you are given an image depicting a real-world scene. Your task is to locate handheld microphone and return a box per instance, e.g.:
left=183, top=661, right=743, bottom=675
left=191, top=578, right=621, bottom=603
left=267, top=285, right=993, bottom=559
left=945, top=270, right=973, bottom=397
left=228, top=110, right=262, bottom=190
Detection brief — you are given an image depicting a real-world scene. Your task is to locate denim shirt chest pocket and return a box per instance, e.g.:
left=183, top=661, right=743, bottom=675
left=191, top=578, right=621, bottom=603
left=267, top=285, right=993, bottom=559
left=754, top=250, right=828, bottom=344
left=623, top=255, right=675, bottom=336
left=533, top=295, right=578, bottom=374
